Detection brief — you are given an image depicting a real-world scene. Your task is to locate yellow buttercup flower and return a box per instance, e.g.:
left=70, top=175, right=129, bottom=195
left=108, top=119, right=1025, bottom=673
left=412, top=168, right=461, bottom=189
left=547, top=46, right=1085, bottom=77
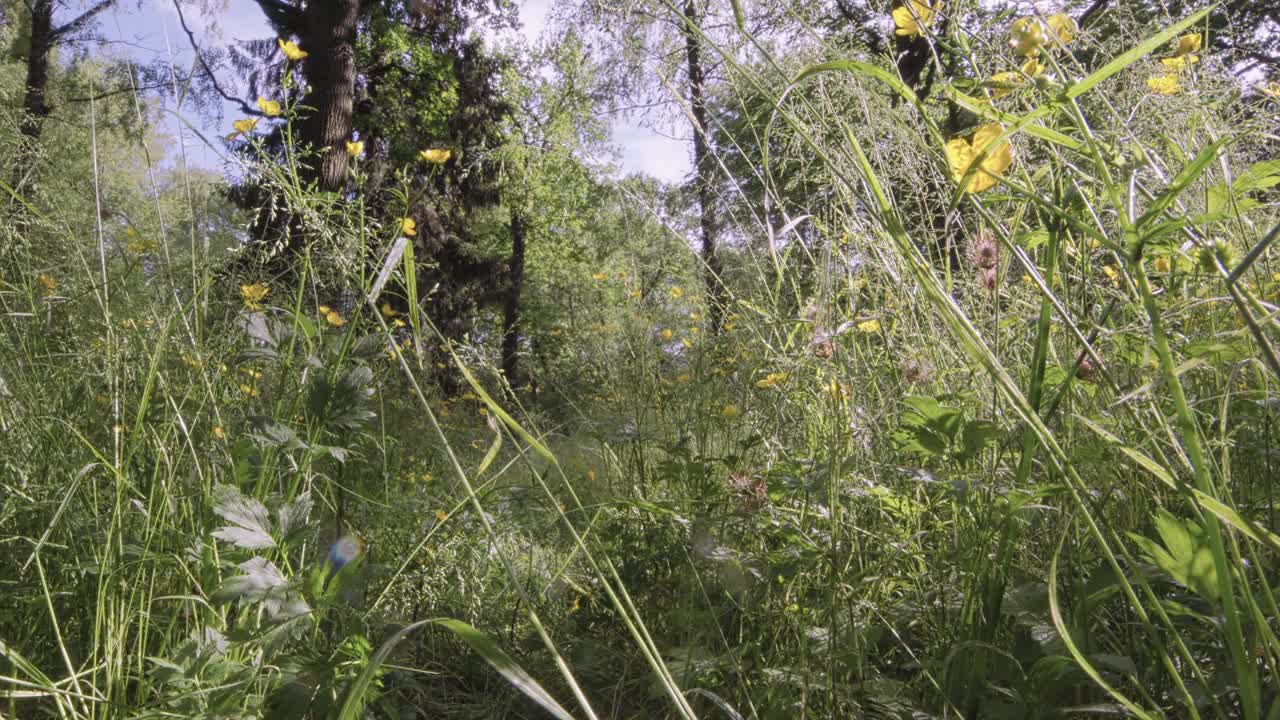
left=630, top=289, right=642, bottom=299
left=212, top=425, right=225, bottom=439
left=1009, top=17, right=1049, bottom=56
left=319, top=305, right=346, bottom=327
left=257, top=97, right=282, bottom=117
left=37, top=273, right=57, bottom=296
left=660, top=328, right=673, bottom=341
left=1147, top=74, right=1182, bottom=95
left=1175, top=33, right=1202, bottom=56
left=1046, top=13, right=1076, bottom=44
left=435, top=510, right=448, bottom=523
left=1102, top=265, right=1121, bottom=287
left=721, top=404, right=740, bottom=419
left=239, top=383, right=258, bottom=398
left=345, top=140, right=364, bottom=157
left=1153, top=256, right=1171, bottom=273
left=226, top=118, right=258, bottom=140
left=400, top=217, right=417, bottom=236
left=857, top=319, right=882, bottom=333
left=278, top=38, right=308, bottom=61
left=669, top=286, right=684, bottom=299
left=240, top=282, right=269, bottom=309
left=893, top=1, right=939, bottom=38
left=419, top=148, right=451, bottom=164
left=1161, top=55, right=1199, bottom=71
left=988, top=71, right=1022, bottom=99
left=381, top=302, right=400, bottom=318
left=945, top=123, right=1014, bottom=194
left=592, top=272, right=607, bottom=281
left=755, top=372, right=788, bottom=389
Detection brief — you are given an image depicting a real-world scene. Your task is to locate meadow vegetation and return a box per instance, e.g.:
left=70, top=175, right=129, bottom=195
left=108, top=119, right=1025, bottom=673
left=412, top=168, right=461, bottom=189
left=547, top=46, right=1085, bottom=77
left=2, top=0, right=1280, bottom=717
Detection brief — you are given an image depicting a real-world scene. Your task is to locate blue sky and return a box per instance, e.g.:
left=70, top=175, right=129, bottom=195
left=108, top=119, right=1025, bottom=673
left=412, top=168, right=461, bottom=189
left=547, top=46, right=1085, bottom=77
left=98, top=0, right=691, bottom=182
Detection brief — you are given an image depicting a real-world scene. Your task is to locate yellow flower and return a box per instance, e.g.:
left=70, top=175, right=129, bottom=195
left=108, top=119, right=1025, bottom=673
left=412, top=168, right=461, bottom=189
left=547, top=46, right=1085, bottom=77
left=755, top=372, right=788, bottom=389
left=319, top=305, right=346, bottom=327
left=722, top=404, right=740, bottom=418
left=857, top=319, right=882, bottom=333
left=400, top=217, right=417, bottom=236
left=278, top=38, right=308, bottom=61
left=629, top=289, right=641, bottom=299
left=822, top=379, right=849, bottom=401
left=689, top=311, right=701, bottom=322
left=660, top=328, right=673, bottom=341
left=381, top=302, right=400, bottom=318
left=592, top=272, right=607, bottom=281
left=1175, top=33, right=1202, bottom=57
left=1161, top=55, right=1200, bottom=71
left=226, top=118, right=258, bottom=140
left=675, top=373, right=691, bottom=383
left=945, top=123, right=1013, bottom=193
left=1046, top=13, right=1077, bottom=44
left=1102, top=265, right=1121, bottom=287
left=1021, top=56, right=1045, bottom=76
left=419, top=148, right=451, bottom=164
left=1009, top=17, right=1049, bottom=56
left=256, top=97, right=282, bottom=117
left=550, top=328, right=563, bottom=337
left=435, top=509, right=448, bottom=523
left=239, top=383, right=258, bottom=398
left=1147, top=74, right=1182, bottom=95
left=240, top=282, right=269, bottom=309
left=212, top=425, right=225, bottom=439
left=893, top=1, right=938, bottom=38
left=345, top=140, right=364, bottom=157
left=37, top=273, right=57, bottom=296
left=669, top=286, right=684, bottom=299
left=988, top=71, right=1022, bottom=99
left=1153, top=256, right=1171, bottom=273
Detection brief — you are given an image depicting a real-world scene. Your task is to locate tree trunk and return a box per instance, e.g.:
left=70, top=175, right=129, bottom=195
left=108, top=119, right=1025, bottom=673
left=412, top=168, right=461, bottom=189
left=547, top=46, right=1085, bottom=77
left=15, top=0, right=54, bottom=184
left=680, top=0, right=725, bottom=334
left=299, top=0, right=361, bottom=192
left=501, top=208, right=527, bottom=389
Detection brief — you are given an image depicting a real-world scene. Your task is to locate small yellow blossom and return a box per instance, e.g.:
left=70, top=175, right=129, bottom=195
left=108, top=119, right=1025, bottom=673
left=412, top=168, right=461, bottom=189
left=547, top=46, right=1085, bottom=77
left=319, top=305, right=346, bottom=327
left=345, top=140, right=364, bottom=157
left=400, top=217, right=417, bottom=236
left=592, top=272, right=607, bottom=281
left=1021, top=56, right=1045, bottom=76
left=1161, top=55, right=1200, bottom=71
left=660, top=328, right=673, bottom=341
left=436, top=510, right=448, bottom=523
left=822, top=378, right=849, bottom=401
left=669, top=286, right=684, bottom=299
left=630, top=289, right=642, bottom=299
left=945, top=123, right=1013, bottom=193
left=1147, top=74, right=1182, bottom=95
left=893, top=0, right=939, bottom=38
left=256, top=97, right=282, bottom=117
left=722, top=404, right=740, bottom=418
left=755, top=372, right=788, bottom=389
left=1009, top=17, right=1049, bottom=56
left=239, top=383, right=258, bottom=398
left=212, top=425, right=225, bottom=439
left=278, top=38, right=308, bottom=61
left=37, top=273, right=57, bottom=296
left=689, top=311, right=701, bottom=322
left=1174, top=34, right=1202, bottom=57
left=550, top=328, right=563, bottom=337
left=381, top=302, right=400, bottom=318
left=420, top=148, right=451, bottom=164
left=1153, top=256, right=1171, bottom=273
left=676, top=373, right=691, bottom=383
left=1102, top=265, right=1121, bottom=287
left=240, top=283, right=269, bottom=309
left=1046, top=13, right=1077, bottom=44
left=857, top=319, right=882, bottom=333
left=226, top=118, right=258, bottom=141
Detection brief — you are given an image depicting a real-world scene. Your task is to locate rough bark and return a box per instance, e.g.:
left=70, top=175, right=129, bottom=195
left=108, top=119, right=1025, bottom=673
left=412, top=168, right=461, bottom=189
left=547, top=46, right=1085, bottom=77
left=680, top=0, right=726, bottom=334
left=501, top=208, right=527, bottom=389
left=298, top=0, right=361, bottom=192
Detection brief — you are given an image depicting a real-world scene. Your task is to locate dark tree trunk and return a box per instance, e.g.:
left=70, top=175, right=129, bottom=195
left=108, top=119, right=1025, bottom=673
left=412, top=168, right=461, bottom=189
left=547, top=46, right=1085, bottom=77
left=680, top=0, right=725, bottom=334
left=299, top=0, right=361, bottom=192
left=15, top=0, right=54, bottom=186
left=501, top=208, right=527, bottom=389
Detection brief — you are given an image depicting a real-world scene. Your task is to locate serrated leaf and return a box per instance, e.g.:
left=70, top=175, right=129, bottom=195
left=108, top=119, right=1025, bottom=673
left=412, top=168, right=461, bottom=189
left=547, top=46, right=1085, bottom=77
left=277, top=492, right=312, bottom=537
left=213, top=557, right=285, bottom=603
left=211, top=485, right=276, bottom=549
